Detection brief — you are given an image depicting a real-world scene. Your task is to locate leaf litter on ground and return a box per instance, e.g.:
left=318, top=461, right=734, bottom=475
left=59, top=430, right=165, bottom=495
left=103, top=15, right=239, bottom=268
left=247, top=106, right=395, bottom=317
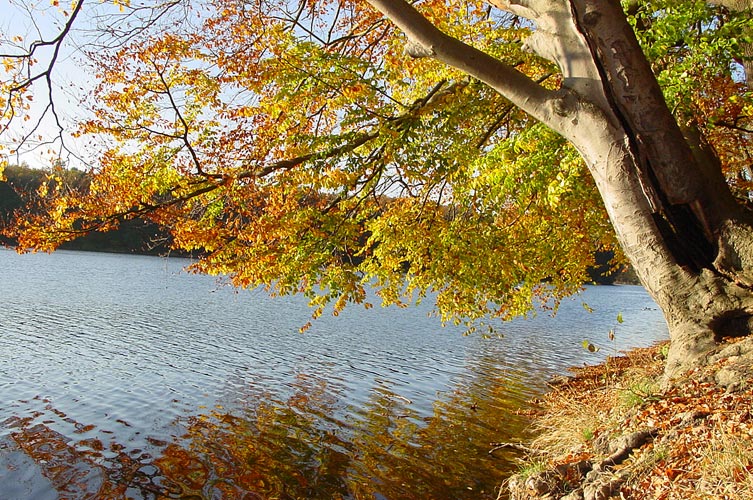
left=507, top=338, right=753, bottom=499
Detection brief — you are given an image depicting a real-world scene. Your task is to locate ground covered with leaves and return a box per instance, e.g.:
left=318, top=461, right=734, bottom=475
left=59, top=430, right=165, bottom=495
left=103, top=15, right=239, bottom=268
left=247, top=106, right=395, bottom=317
left=506, top=338, right=753, bottom=500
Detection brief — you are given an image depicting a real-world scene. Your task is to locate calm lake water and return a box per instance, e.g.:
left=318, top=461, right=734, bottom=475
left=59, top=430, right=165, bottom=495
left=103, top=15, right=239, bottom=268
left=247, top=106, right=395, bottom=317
left=0, top=249, right=668, bottom=499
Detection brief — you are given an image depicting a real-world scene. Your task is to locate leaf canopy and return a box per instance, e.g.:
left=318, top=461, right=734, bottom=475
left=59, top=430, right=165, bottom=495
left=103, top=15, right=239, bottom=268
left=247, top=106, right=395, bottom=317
left=2, top=0, right=751, bottom=331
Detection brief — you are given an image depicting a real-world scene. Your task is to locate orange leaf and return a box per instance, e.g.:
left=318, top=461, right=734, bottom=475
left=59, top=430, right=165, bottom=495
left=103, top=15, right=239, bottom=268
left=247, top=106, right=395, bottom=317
left=665, top=468, right=683, bottom=481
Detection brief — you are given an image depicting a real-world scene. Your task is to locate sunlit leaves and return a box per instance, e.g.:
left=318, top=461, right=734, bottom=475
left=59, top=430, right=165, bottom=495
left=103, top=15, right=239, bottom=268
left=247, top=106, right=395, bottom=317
left=7, top=0, right=621, bottom=332
left=628, top=0, right=753, bottom=200
left=629, top=0, right=752, bottom=102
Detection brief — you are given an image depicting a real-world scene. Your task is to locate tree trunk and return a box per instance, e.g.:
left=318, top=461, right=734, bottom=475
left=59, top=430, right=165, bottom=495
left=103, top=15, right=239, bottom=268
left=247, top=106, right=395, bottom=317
left=564, top=0, right=753, bottom=379
left=368, top=0, right=753, bottom=379
left=567, top=104, right=753, bottom=379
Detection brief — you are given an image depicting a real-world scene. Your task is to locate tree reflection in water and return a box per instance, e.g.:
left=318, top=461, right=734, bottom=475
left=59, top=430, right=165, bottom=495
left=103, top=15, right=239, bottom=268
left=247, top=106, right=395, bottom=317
left=3, top=364, right=533, bottom=499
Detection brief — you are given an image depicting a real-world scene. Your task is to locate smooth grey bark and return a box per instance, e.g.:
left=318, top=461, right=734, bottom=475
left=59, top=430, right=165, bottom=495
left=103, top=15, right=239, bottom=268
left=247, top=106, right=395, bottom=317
left=367, top=0, right=753, bottom=379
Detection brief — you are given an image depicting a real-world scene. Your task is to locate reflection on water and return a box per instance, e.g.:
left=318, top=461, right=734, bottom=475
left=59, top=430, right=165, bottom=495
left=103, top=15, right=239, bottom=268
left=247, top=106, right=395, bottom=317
left=4, top=370, right=530, bottom=499
left=0, top=249, right=668, bottom=498
left=158, top=367, right=531, bottom=499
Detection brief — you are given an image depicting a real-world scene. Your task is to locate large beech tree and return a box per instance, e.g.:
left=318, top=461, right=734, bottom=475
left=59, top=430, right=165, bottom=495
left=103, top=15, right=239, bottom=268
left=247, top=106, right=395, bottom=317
left=2, top=0, right=752, bottom=378
left=369, top=0, right=753, bottom=378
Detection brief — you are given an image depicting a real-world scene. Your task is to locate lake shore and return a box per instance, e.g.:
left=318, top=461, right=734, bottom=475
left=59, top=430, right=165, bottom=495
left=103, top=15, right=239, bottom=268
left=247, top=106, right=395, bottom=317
left=505, top=338, right=753, bottom=500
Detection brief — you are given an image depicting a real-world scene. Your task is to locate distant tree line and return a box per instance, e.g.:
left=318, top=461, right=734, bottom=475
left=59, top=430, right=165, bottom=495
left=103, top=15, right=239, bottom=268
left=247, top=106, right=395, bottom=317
left=1, top=164, right=173, bottom=255
left=1, top=164, right=635, bottom=283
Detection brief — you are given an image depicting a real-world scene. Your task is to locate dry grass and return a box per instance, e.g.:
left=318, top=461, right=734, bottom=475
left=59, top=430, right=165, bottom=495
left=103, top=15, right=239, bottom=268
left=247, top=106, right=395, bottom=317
left=529, top=386, right=619, bottom=459
left=695, top=419, right=753, bottom=498
left=511, top=340, right=753, bottom=499
left=527, top=344, right=665, bottom=461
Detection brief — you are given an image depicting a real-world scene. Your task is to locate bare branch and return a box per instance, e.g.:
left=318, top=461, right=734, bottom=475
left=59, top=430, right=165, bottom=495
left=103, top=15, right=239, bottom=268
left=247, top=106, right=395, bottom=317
left=151, top=59, right=222, bottom=180
left=1, top=0, right=85, bottom=147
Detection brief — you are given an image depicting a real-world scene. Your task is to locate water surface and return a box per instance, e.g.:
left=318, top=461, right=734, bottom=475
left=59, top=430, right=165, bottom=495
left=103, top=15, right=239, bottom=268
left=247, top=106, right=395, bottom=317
left=0, top=249, right=668, bottom=499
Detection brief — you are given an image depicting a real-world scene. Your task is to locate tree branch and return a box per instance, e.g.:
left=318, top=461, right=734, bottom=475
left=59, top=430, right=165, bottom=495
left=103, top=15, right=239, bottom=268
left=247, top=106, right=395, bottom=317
left=1, top=0, right=85, bottom=146
left=365, top=0, right=569, bottom=127
left=152, top=60, right=222, bottom=180
left=247, top=130, right=380, bottom=179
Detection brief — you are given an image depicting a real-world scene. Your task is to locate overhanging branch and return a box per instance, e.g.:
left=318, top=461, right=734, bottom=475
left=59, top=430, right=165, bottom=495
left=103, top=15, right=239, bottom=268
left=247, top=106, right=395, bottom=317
left=365, top=0, right=569, bottom=128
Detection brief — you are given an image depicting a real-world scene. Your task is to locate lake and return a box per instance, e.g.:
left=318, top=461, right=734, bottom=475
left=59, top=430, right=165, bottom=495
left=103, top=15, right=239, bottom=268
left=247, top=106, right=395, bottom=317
left=0, top=249, right=668, bottom=499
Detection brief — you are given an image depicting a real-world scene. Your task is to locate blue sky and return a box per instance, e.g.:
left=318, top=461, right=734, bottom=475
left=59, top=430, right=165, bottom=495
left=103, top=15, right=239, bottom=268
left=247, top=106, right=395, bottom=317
left=0, top=0, right=222, bottom=170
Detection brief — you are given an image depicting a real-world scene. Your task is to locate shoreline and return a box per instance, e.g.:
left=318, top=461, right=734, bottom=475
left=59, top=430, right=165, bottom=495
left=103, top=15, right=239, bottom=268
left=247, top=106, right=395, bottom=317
left=505, top=338, right=753, bottom=499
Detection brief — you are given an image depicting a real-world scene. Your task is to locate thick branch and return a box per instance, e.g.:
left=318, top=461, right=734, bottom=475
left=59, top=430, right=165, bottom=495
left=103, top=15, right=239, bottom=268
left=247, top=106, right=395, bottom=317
left=571, top=0, right=740, bottom=230
left=489, top=0, right=610, bottom=111
left=365, top=0, right=571, bottom=129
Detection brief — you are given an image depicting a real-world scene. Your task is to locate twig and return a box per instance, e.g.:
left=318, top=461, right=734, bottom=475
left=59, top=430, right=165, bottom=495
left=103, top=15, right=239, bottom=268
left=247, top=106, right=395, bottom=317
left=488, top=441, right=539, bottom=455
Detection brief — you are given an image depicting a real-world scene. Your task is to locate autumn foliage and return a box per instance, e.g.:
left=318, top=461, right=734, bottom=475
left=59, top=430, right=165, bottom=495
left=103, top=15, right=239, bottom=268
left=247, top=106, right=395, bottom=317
left=1, top=0, right=752, bottom=332
left=2, top=0, right=618, bottom=331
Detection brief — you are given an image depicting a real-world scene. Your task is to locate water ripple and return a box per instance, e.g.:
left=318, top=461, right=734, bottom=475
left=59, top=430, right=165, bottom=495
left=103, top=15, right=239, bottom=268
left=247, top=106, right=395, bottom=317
left=0, top=249, right=668, bottom=499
